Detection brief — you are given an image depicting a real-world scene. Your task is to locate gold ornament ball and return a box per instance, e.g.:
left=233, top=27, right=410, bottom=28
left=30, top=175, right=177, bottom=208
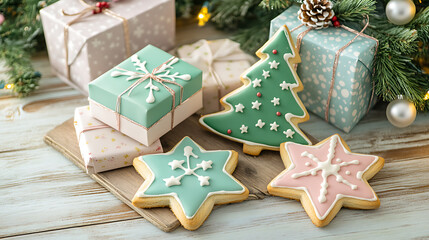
left=386, top=0, right=416, bottom=25
left=386, top=98, right=417, bottom=128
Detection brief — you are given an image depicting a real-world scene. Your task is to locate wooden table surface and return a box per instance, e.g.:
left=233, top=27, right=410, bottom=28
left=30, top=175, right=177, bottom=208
left=1, top=23, right=429, bottom=239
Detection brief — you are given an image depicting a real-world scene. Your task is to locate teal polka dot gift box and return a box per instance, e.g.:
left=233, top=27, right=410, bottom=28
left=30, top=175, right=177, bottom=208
left=89, top=45, right=203, bottom=146
left=270, top=5, right=378, bottom=133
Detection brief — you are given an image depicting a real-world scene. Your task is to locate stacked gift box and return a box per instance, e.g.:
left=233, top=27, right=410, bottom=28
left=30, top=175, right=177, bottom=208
left=73, top=44, right=203, bottom=173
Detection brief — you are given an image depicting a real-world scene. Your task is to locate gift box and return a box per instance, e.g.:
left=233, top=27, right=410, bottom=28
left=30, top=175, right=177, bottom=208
left=177, top=39, right=254, bottom=114
left=88, top=45, right=203, bottom=146
left=40, top=0, right=175, bottom=95
left=74, top=106, right=163, bottom=174
left=270, top=5, right=378, bottom=132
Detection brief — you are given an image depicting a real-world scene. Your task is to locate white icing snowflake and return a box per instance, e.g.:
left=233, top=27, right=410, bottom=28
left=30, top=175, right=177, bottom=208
left=163, top=146, right=212, bottom=187
left=255, top=119, right=266, bottom=128
left=280, top=81, right=297, bottom=90
left=291, top=136, right=360, bottom=203
left=252, top=78, right=262, bottom=88
left=251, top=100, right=262, bottom=110
left=283, top=129, right=295, bottom=138
left=235, top=103, right=245, bottom=113
left=270, top=122, right=279, bottom=131
left=111, top=54, right=191, bottom=104
left=269, top=60, right=280, bottom=69
left=262, top=70, right=270, bottom=79
left=240, top=124, right=248, bottom=134
left=271, top=97, right=280, bottom=106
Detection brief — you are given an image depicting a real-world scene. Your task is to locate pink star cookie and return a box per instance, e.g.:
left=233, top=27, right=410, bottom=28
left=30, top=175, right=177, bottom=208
left=267, top=134, right=384, bottom=227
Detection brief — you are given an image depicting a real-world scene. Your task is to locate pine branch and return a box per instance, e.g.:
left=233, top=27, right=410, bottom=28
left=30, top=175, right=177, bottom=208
left=333, top=0, right=376, bottom=22
left=373, top=43, right=429, bottom=110
left=258, top=0, right=296, bottom=10
left=210, top=0, right=261, bottom=29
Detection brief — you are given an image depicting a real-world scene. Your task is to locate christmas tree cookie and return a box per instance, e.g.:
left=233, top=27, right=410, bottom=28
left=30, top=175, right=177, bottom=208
left=199, top=25, right=311, bottom=156
left=132, top=137, right=249, bottom=230
left=268, top=134, right=384, bottom=227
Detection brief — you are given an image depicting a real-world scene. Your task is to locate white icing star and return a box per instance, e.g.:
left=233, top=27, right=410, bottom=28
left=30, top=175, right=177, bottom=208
left=271, top=97, right=280, bottom=106
left=197, top=175, right=210, bottom=186
left=251, top=100, right=262, bottom=110
left=252, top=78, right=262, bottom=88
left=262, top=70, right=270, bottom=79
left=270, top=122, right=279, bottom=131
left=168, top=160, right=185, bottom=170
left=283, top=129, right=295, bottom=138
left=280, top=81, right=293, bottom=90
left=163, top=176, right=181, bottom=187
left=255, top=119, right=266, bottom=128
left=235, top=103, right=245, bottom=113
left=196, top=160, right=213, bottom=171
left=240, top=124, right=248, bottom=134
left=269, top=60, right=280, bottom=69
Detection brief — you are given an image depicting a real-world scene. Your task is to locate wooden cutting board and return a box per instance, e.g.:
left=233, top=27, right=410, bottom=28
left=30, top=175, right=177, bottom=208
left=44, top=115, right=317, bottom=232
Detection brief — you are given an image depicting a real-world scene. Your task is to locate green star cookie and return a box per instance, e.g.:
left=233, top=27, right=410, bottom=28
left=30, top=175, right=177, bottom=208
left=132, top=136, right=249, bottom=230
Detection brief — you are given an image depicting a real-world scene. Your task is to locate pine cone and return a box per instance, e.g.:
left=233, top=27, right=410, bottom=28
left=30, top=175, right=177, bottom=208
left=298, top=0, right=335, bottom=29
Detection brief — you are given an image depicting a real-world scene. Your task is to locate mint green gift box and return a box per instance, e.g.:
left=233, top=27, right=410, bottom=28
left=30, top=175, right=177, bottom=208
left=89, top=45, right=203, bottom=146
left=270, top=5, right=378, bottom=133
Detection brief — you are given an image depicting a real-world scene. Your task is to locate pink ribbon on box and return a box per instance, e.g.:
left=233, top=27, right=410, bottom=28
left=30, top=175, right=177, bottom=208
left=61, top=0, right=131, bottom=80
left=291, top=16, right=379, bottom=122
left=77, top=125, right=110, bottom=142
left=111, top=56, right=191, bottom=132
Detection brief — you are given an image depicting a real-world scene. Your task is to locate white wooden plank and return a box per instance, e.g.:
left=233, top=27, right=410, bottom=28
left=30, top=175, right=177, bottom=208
left=2, top=150, right=428, bottom=238
left=301, top=109, right=429, bottom=154
left=8, top=193, right=429, bottom=239
left=0, top=87, right=87, bottom=152
left=0, top=146, right=141, bottom=238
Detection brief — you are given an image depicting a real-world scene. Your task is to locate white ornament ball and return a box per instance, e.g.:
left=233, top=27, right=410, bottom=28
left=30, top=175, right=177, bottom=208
left=386, top=0, right=416, bottom=25
left=386, top=98, right=417, bottom=128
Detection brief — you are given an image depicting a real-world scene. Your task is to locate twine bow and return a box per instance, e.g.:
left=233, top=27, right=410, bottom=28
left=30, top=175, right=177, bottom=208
left=61, top=0, right=131, bottom=80
left=291, top=15, right=379, bottom=122
left=112, top=56, right=191, bottom=131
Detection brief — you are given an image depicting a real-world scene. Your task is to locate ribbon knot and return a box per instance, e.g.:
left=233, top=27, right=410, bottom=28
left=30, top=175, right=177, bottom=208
left=112, top=55, right=192, bottom=131
left=60, top=0, right=131, bottom=81
left=290, top=15, right=378, bottom=123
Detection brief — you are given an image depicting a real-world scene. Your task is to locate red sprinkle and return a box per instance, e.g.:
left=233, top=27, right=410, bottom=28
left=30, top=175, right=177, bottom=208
left=272, top=49, right=278, bottom=54
left=257, top=92, right=262, bottom=97
left=333, top=21, right=340, bottom=27
left=227, top=129, right=232, bottom=134
left=276, top=112, right=281, bottom=116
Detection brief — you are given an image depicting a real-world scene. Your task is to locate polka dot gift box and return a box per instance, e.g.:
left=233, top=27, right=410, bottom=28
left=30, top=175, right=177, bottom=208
left=270, top=5, right=378, bottom=133
left=73, top=106, right=163, bottom=174
left=40, top=0, right=175, bottom=95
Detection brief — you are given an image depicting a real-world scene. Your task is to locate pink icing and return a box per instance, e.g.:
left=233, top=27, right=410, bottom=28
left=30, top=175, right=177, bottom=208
left=274, top=135, right=378, bottom=219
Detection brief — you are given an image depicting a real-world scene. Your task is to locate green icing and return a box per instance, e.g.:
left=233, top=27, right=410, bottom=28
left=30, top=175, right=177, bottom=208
left=88, top=45, right=202, bottom=128
left=200, top=26, right=310, bottom=148
left=139, top=137, right=244, bottom=218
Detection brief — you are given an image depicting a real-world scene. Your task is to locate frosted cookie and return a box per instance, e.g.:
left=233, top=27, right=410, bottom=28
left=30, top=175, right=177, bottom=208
left=199, top=25, right=310, bottom=156
left=268, top=134, right=384, bottom=227
left=132, top=136, right=249, bottom=230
